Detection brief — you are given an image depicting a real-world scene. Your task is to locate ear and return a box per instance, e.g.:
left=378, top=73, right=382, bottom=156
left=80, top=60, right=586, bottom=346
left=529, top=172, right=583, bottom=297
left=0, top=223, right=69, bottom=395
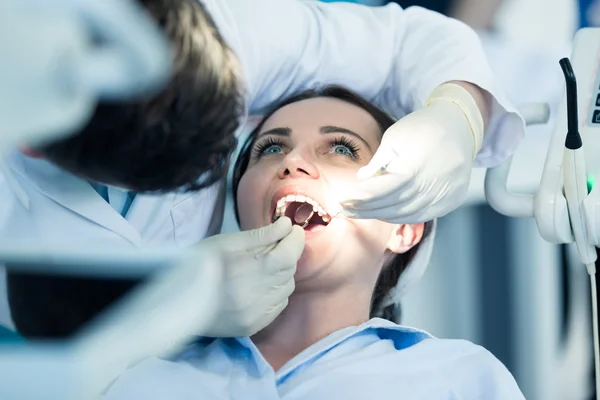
left=20, top=147, right=43, bottom=159
left=386, top=223, right=425, bottom=254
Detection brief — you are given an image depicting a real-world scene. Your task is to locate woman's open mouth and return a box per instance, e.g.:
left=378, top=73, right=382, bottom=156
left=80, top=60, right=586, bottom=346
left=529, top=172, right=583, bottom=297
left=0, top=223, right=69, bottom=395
left=272, top=194, right=332, bottom=231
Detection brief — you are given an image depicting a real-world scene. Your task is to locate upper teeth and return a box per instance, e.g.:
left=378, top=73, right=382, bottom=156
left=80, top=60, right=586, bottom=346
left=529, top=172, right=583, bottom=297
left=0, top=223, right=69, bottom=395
left=275, top=194, right=331, bottom=222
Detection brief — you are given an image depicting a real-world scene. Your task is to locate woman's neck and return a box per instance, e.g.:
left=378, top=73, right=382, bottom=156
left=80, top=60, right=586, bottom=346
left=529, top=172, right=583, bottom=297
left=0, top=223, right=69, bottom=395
left=251, top=287, right=372, bottom=371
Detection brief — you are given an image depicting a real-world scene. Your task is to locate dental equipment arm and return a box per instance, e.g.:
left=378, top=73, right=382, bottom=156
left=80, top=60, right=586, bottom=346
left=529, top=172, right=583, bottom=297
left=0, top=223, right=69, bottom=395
left=0, top=247, right=221, bottom=400
left=71, top=248, right=221, bottom=398
left=0, top=245, right=223, bottom=399
left=485, top=28, right=600, bottom=397
left=484, top=103, right=550, bottom=218
left=0, top=0, right=171, bottom=155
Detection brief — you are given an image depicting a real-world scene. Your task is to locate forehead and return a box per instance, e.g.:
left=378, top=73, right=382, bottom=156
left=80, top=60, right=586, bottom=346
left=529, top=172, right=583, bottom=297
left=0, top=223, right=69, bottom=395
left=260, top=97, right=382, bottom=138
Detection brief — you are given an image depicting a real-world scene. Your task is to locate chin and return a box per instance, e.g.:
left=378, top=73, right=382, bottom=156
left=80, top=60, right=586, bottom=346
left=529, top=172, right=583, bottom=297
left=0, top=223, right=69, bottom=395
left=292, top=237, right=338, bottom=285
left=294, top=246, right=318, bottom=278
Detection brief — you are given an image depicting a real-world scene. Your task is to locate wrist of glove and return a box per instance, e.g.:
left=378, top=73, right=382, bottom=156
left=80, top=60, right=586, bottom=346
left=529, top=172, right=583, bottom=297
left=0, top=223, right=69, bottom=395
left=425, top=82, right=485, bottom=160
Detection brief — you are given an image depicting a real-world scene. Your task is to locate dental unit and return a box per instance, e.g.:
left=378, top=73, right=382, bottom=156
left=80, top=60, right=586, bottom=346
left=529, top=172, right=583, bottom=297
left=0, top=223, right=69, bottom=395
left=486, top=28, right=600, bottom=397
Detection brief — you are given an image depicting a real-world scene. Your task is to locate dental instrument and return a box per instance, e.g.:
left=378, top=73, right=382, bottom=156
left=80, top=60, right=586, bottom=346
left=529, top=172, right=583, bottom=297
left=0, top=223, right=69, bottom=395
left=374, top=148, right=400, bottom=177
left=294, top=203, right=316, bottom=228
left=251, top=202, right=322, bottom=259
left=485, top=27, right=600, bottom=397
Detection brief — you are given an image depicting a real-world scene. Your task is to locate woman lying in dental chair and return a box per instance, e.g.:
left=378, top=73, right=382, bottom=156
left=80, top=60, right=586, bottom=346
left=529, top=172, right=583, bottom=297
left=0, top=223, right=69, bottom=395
left=103, top=86, right=525, bottom=399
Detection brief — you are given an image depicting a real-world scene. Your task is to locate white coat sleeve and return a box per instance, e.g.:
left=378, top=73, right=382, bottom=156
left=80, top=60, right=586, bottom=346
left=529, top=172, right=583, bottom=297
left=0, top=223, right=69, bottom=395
left=216, top=0, right=525, bottom=167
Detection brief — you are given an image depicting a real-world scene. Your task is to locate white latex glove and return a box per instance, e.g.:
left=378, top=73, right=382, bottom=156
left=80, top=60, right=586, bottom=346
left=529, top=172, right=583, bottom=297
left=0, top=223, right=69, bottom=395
left=339, top=83, right=485, bottom=224
left=199, top=217, right=305, bottom=337
left=73, top=217, right=304, bottom=397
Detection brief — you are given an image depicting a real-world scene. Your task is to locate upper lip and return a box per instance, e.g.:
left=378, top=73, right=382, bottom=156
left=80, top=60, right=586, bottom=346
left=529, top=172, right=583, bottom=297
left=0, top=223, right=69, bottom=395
left=269, top=185, right=332, bottom=221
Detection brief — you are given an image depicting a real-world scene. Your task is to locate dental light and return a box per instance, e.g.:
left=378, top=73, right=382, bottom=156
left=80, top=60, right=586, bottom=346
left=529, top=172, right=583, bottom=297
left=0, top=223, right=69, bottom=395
left=485, top=28, right=600, bottom=397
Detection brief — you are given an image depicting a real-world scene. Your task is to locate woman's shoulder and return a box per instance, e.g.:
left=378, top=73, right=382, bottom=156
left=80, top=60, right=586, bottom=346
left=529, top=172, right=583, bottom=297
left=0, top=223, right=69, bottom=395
left=368, top=318, right=490, bottom=356
left=367, top=319, right=524, bottom=398
left=418, top=339, right=525, bottom=398
left=369, top=318, right=501, bottom=360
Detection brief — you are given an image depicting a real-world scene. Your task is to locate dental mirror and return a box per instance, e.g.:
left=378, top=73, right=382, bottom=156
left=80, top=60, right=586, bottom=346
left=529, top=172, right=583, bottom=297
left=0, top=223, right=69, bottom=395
left=294, top=203, right=314, bottom=228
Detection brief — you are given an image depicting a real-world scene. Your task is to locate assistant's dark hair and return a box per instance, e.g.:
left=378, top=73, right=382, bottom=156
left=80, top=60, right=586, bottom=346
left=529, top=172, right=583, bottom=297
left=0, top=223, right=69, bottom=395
left=232, top=86, right=433, bottom=322
left=37, top=0, right=245, bottom=192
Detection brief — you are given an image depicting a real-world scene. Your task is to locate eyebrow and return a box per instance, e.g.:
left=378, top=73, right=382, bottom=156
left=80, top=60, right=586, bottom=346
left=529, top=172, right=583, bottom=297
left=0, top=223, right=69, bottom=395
left=257, top=125, right=373, bottom=152
left=257, top=127, right=292, bottom=138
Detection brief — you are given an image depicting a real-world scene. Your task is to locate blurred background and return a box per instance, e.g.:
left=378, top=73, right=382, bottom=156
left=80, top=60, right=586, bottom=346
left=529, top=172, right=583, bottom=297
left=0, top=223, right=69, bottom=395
left=1, top=0, right=598, bottom=399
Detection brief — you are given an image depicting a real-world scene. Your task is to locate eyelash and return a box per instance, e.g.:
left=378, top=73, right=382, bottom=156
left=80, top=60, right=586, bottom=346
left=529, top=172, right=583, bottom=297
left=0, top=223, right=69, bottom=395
left=331, top=136, right=360, bottom=160
left=251, top=137, right=281, bottom=158
left=251, top=136, right=361, bottom=160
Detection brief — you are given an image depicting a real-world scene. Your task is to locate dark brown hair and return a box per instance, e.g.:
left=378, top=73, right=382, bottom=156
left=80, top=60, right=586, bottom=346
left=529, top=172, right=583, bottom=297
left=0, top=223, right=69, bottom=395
left=37, top=0, right=244, bottom=193
left=232, top=86, right=433, bottom=322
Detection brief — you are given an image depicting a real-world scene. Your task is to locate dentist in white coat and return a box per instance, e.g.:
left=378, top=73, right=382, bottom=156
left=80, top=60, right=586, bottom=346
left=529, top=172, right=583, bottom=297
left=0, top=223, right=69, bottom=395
left=0, top=0, right=524, bottom=339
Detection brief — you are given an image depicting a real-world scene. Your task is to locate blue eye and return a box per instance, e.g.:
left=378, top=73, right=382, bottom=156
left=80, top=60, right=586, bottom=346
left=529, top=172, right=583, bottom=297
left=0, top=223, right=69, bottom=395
left=252, top=137, right=285, bottom=158
left=332, top=145, right=353, bottom=156
left=330, top=137, right=360, bottom=160
left=263, top=145, right=283, bottom=155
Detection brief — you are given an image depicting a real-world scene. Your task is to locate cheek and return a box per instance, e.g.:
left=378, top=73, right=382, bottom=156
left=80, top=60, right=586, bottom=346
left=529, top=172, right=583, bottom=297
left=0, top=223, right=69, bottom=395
left=361, top=220, right=391, bottom=247
left=337, top=219, right=392, bottom=256
left=237, top=169, right=269, bottom=230
left=298, top=219, right=391, bottom=281
left=322, top=169, right=361, bottom=200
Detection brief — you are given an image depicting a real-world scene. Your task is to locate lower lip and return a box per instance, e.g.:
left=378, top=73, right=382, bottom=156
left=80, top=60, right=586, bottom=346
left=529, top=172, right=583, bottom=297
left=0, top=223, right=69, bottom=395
left=303, top=224, right=327, bottom=237
left=271, top=218, right=329, bottom=237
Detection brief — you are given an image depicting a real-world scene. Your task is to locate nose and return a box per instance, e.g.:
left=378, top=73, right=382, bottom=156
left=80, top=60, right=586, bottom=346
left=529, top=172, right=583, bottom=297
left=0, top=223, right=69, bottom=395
left=278, top=150, right=320, bottom=180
